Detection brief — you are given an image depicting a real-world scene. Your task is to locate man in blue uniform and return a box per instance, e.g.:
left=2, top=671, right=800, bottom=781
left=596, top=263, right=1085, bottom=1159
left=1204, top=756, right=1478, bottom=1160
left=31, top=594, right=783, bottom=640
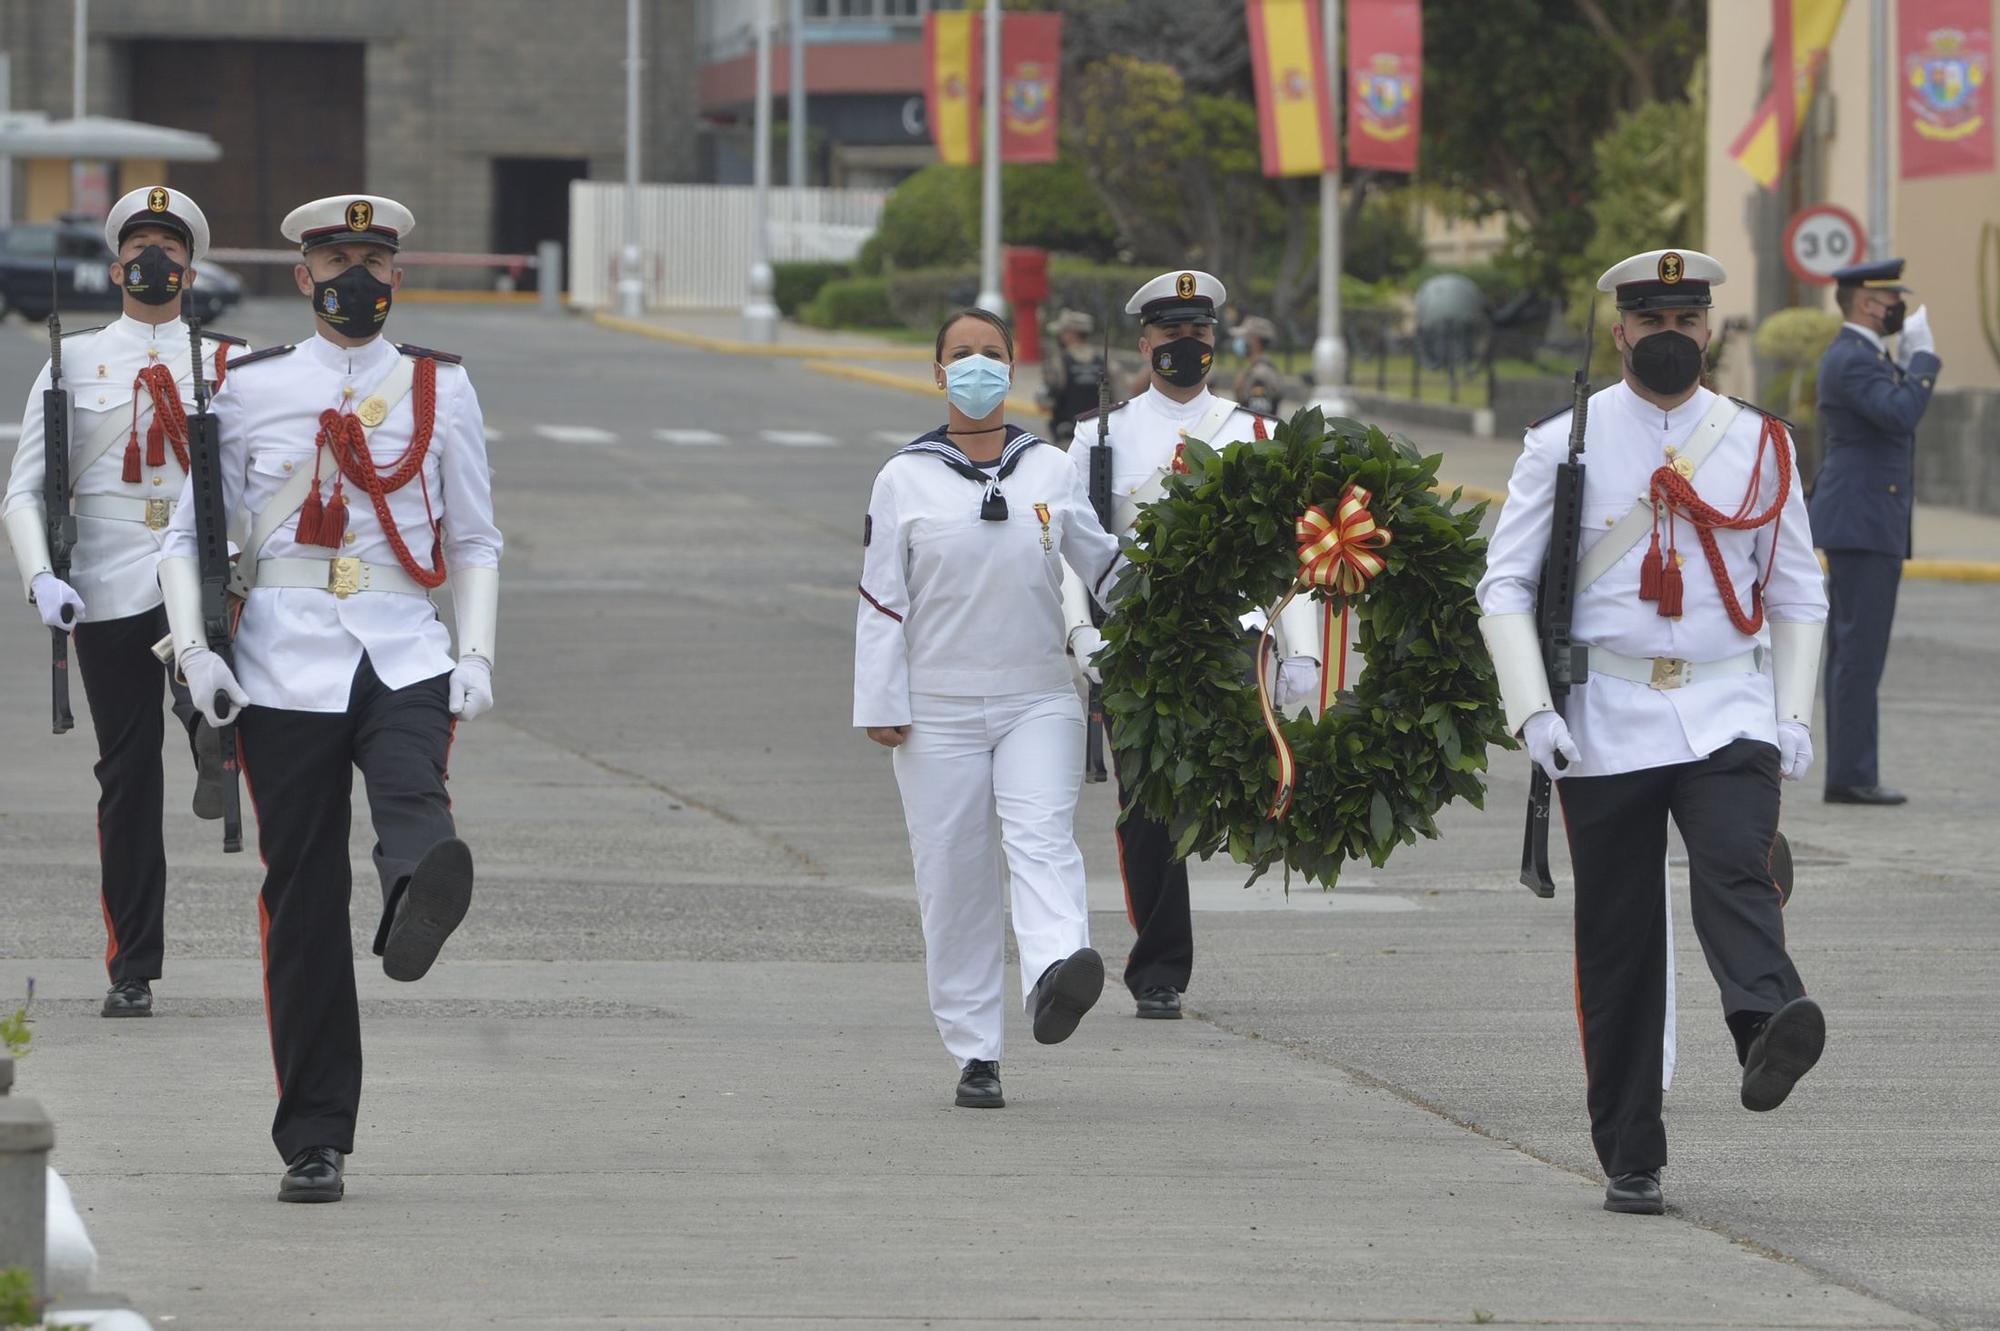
left=1810, top=258, right=1940, bottom=806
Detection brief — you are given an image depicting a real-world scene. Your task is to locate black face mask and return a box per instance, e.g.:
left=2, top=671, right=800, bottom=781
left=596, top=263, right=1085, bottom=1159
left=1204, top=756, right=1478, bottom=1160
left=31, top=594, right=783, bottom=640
left=1879, top=300, right=1907, bottom=336
left=1627, top=328, right=1705, bottom=397
left=1150, top=335, right=1214, bottom=389
left=121, top=245, right=185, bottom=307
left=311, top=264, right=394, bottom=335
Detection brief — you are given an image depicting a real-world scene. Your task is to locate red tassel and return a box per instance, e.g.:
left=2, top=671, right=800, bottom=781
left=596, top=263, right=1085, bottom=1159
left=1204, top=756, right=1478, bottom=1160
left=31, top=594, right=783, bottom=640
left=145, top=418, right=166, bottom=468
left=121, top=433, right=142, bottom=484
left=296, top=488, right=325, bottom=546
left=318, top=488, right=349, bottom=546
left=1253, top=416, right=1269, bottom=441
left=1658, top=561, right=1684, bottom=618
left=1638, top=529, right=1664, bottom=602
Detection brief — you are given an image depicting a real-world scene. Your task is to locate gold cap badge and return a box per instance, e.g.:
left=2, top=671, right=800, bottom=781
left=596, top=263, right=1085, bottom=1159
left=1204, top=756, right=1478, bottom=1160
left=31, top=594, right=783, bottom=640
left=1658, top=251, right=1684, bottom=284
left=1175, top=272, right=1197, bottom=299
left=346, top=200, right=374, bottom=232
left=146, top=187, right=169, bottom=213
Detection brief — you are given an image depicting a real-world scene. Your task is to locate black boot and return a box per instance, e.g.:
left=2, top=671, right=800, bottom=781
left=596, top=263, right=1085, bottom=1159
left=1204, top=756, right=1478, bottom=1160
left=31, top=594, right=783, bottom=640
left=1741, top=997, right=1826, bottom=1112
left=278, top=1145, right=345, bottom=1203
left=1031, top=947, right=1104, bottom=1045
left=381, top=838, right=474, bottom=982
left=1604, top=1169, right=1664, bottom=1215
left=955, top=1060, right=1003, bottom=1108
left=1134, top=985, right=1182, bottom=1019
left=101, top=979, right=153, bottom=1018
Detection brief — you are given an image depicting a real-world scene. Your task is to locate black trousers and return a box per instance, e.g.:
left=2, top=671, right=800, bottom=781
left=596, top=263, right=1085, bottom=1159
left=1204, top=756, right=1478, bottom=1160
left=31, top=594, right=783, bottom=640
left=237, top=658, right=456, bottom=1162
left=1114, top=758, right=1193, bottom=996
left=70, top=604, right=199, bottom=984
left=1557, top=739, right=1805, bottom=1178
left=1823, top=548, right=1902, bottom=789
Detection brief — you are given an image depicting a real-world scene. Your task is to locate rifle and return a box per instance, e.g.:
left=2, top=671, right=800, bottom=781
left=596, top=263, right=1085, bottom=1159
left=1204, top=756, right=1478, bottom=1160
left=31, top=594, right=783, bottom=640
left=44, top=260, right=76, bottom=735
left=185, top=317, right=243, bottom=854
left=1082, top=325, right=1114, bottom=784
left=1519, top=295, right=1595, bottom=897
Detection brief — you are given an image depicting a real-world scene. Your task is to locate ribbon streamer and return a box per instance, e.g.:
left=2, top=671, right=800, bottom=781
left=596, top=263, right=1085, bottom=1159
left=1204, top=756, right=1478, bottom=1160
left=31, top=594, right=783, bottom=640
left=1256, top=485, right=1393, bottom=820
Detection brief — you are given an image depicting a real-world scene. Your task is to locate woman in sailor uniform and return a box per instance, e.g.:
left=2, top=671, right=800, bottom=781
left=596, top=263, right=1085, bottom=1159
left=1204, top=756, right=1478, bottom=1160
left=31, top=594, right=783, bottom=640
left=854, top=309, right=1122, bottom=1109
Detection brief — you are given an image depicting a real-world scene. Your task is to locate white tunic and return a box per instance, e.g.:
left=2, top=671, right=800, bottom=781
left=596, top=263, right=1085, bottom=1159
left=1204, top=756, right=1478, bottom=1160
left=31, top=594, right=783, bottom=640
left=1477, top=381, right=1827, bottom=777
left=854, top=429, right=1122, bottom=728
left=160, top=332, right=502, bottom=713
left=4, top=315, right=244, bottom=620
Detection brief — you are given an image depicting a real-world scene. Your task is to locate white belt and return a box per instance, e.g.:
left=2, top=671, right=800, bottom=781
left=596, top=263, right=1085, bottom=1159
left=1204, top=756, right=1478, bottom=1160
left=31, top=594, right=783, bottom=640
left=256, top=555, right=428, bottom=599
left=1586, top=645, right=1762, bottom=691
left=73, top=494, right=177, bottom=531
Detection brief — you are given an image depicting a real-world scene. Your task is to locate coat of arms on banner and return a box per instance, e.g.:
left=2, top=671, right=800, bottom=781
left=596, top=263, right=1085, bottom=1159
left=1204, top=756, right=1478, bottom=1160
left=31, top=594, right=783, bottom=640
left=1354, top=53, right=1416, bottom=141
left=1906, top=27, right=1989, bottom=142
left=1004, top=62, right=1051, bottom=132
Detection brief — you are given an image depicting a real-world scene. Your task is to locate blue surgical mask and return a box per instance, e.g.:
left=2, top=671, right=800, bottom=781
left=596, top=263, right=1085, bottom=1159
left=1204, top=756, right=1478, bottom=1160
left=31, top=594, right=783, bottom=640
left=943, top=354, right=1011, bottom=420
left=1230, top=335, right=1248, bottom=358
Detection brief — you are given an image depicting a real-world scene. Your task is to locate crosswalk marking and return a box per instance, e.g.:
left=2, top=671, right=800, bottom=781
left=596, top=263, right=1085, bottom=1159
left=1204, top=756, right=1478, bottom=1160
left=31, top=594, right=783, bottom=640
left=484, top=428, right=505, bottom=443
left=655, top=428, right=729, bottom=447
left=761, top=429, right=838, bottom=448
left=534, top=424, right=618, bottom=446
left=873, top=430, right=920, bottom=447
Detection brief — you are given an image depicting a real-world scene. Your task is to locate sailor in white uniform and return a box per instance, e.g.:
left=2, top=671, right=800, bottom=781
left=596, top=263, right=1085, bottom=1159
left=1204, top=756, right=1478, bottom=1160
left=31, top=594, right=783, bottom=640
left=157, top=194, right=502, bottom=1203
left=1477, top=248, right=1829, bottom=1216
left=856, top=308, right=1121, bottom=1109
left=1059, top=269, right=1321, bottom=1019
left=3, top=185, right=242, bottom=1018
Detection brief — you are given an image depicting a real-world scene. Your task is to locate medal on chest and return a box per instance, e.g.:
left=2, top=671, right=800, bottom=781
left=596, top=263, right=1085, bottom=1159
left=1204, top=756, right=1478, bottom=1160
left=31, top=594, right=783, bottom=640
left=1033, top=502, right=1052, bottom=551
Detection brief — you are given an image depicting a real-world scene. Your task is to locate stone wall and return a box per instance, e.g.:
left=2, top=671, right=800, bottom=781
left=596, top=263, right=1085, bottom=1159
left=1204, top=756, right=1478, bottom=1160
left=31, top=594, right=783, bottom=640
left=1915, top=389, right=2000, bottom=518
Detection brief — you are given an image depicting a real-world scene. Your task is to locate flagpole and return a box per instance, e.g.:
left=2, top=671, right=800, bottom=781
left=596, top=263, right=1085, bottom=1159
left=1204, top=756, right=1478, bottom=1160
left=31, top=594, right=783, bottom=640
left=974, top=0, right=1005, bottom=316
left=744, top=0, right=778, bottom=342
left=1310, top=0, right=1351, bottom=415
left=1867, top=0, right=1890, bottom=260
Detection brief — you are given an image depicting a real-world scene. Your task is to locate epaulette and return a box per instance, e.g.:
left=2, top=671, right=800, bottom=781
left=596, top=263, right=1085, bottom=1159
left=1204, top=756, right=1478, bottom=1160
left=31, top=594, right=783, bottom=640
left=1526, top=404, right=1573, bottom=431
left=396, top=342, right=463, bottom=365
left=1727, top=396, right=1799, bottom=434
left=203, top=330, right=250, bottom=348
left=225, top=344, right=296, bottom=370
left=58, top=325, right=103, bottom=339
left=1074, top=399, right=1128, bottom=424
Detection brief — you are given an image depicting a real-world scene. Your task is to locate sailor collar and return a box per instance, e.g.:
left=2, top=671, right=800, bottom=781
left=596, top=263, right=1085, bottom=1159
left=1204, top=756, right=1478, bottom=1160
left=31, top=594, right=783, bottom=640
left=898, top=424, right=1043, bottom=521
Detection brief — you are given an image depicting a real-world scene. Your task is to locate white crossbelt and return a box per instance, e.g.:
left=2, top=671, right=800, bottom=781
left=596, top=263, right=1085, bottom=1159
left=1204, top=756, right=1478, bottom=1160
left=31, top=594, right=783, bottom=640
left=72, top=493, right=177, bottom=529
left=1574, top=396, right=1746, bottom=594
left=255, top=555, right=427, bottom=598
left=1585, top=645, right=1763, bottom=691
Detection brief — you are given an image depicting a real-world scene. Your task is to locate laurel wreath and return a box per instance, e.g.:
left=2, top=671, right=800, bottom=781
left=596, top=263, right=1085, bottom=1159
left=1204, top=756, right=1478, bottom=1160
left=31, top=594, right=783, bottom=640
left=1096, top=409, right=1511, bottom=888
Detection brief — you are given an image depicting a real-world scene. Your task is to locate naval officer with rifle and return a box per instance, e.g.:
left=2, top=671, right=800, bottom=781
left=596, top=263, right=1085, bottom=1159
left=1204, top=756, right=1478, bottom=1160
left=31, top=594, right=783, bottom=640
left=1477, top=249, right=1829, bottom=1216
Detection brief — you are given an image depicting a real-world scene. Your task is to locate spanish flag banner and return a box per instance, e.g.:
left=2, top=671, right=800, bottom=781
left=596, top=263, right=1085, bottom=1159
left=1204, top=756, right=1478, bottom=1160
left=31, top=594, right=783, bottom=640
left=1248, top=0, right=1340, bottom=178
left=925, top=10, right=981, bottom=168
left=1730, top=0, right=1850, bottom=189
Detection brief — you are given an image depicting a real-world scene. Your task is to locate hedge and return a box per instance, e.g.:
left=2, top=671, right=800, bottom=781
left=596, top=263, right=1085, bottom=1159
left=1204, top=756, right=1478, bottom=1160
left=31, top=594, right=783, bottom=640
left=773, top=261, right=850, bottom=317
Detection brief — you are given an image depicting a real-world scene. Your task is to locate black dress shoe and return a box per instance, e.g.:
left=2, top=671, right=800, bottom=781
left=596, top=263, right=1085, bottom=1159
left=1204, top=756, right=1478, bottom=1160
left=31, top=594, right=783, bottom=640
left=382, top=838, right=474, bottom=982
left=278, top=1145, right=345, bottom=1203
left=101, top=980, right=153, bottom=1018
left=1031, top=947, right=1105, bottom=1045
left=1741, top=996, right=1826, bottom=1112
left=1824, top=784, right=1906, bottom=805
left=955, top=1060, right=1004, bottom=1108
left=1134, top=986, right=1182, bottom=1020
left=1604, top=1169, right=1664, bottom=1214
left=192, top=721, right=229, bottom=821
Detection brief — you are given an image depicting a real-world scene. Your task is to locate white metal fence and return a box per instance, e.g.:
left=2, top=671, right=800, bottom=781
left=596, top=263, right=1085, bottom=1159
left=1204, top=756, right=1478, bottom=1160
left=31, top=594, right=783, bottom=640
left=568, top=182, right=887, bottom=310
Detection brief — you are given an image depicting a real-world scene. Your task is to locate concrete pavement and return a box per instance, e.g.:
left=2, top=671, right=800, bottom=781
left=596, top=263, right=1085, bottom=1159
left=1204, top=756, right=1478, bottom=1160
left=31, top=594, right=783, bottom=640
left=1, top=299, right=1991, bottom=1329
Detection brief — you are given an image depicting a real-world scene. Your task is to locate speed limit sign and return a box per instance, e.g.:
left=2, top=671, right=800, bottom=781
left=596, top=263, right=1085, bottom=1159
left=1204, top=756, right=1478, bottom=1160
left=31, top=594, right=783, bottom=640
left=1783, top=204, right=1866, bottom=285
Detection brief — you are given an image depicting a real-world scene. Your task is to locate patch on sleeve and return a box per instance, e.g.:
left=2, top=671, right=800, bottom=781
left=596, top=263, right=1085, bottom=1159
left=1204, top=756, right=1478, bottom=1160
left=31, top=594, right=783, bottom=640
left=864, top=514, right=873, bottom=547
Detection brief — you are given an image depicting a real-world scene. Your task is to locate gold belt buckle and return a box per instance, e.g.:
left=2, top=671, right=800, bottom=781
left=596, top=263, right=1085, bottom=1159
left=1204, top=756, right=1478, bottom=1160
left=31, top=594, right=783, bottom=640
left=1650, top=657, right=1689, bottom=690
left=328, top=556, right=362, bottom=599
left=144, top=497, right=172, bottom=531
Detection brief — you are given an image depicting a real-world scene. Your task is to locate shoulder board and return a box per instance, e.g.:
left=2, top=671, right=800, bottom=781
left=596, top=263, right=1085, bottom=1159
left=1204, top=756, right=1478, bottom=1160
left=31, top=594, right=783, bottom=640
left=1073, top=400, right=1129, bottom=424
left=58, top=325, right=104, bottom=339
left=203, top=330, right=250, bottom=348
left=225, top=344, right=297, bottom=370
left=1727, top=396, right=1798, bottom=434
left=1526, top=404, right=1573, bottom=431
left=397, top=342, right=463, bottom=365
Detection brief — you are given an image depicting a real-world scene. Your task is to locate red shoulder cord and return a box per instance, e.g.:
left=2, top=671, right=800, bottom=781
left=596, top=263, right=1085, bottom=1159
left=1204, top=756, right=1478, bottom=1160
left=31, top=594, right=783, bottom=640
left=1637, top=413, right=1791, bottom=634
left=123, top=363, right=191, bottom=481
left=295, top=356, right=447, bottom=589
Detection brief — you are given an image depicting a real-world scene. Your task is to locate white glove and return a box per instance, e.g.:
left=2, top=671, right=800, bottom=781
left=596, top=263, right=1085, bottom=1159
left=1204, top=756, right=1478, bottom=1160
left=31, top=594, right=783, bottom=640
left=1776, top=721, right=1814, bottom=781
left=30, top=573, right=85, bottom=632
left=1522, top=710, right=1580, bottom=780
left=1068, top=626, right=1105, bottom=685
left=179, top=647, right=249, bottom=728
left=449, top=655, right=494, bottom=721
left=1275, top=655, right=1321, bottom=708
left=1899, top=304, right=1935, bottom=360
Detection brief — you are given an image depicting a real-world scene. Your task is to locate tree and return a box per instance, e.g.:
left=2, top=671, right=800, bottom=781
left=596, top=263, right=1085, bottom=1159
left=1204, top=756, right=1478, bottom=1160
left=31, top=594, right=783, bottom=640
left=1573, top=60, right=1706, bottom=295
left=1422, top=0, right=1704, bottom=295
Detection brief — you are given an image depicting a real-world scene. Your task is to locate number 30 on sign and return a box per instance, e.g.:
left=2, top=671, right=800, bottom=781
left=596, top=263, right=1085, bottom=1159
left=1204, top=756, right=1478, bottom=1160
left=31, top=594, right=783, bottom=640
left=1783, top=204, right=1866, bottom=285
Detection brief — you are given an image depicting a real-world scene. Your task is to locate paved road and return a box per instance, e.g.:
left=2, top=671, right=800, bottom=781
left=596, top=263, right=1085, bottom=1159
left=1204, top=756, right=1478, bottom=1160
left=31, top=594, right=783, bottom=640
left=1, top=299, right=1992, bottom=1329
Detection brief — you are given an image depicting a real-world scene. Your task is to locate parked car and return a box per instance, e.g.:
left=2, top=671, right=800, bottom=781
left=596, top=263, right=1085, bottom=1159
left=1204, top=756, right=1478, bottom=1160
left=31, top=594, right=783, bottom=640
left=0, top=217, right=243, bottom=324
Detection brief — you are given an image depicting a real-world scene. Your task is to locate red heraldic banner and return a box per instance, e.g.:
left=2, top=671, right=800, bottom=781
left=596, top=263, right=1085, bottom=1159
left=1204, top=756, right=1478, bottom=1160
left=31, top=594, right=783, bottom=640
left=1247, top=0, right=1340, bottom=177
left=1898, top=0, right=1995, bottom=179
left=1346, top=0, right=1422, bottom=173
left=1001, top=13, right=1062, bottom=163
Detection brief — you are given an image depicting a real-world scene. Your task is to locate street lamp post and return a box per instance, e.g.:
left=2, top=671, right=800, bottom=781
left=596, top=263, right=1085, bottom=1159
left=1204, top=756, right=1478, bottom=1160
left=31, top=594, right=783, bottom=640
left=789, top=0, right=807, bottom=191
left=973, top=0, right=1005, bottom=316
left=1310, top=0, right=1351, bottom=416
left=615, top=0, right=646, bottom=317
left=1867, top=0, right=1891, bottom=260
left=744, top=0, right=779, bottom=342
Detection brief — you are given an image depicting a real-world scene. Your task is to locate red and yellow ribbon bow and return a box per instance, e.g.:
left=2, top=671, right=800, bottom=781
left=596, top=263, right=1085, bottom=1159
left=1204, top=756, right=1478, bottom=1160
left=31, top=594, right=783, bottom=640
left=1257, top=485, right=1393, bottom=820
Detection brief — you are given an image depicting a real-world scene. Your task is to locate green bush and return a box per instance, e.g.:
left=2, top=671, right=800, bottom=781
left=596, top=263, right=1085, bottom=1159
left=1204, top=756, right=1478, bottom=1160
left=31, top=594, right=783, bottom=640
left=866, top=164, right=977, bottom=273
left=772, top=261, right=849, bottom=317
left=800, top=276, right=898, bottom=330
left=1754, top=307, right=1844, bottom=424
left=0, top=1266, right=32, bottom=1329
left=1345, top=192, right=1427, bottom=284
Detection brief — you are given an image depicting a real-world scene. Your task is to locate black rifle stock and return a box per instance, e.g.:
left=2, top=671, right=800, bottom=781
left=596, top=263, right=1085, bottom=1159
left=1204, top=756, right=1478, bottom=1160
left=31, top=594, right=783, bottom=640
left=1519, top=297, right=1595, bottom=897
left=186, top=318, right=243, bottom=854
left=1082, top=328, right=1114, bottom=784
left=44, top=260, right=76, bottom=735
